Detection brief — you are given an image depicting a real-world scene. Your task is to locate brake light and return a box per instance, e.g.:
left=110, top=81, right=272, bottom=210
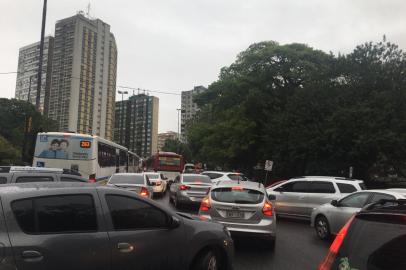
left=232, top=186, right=243, bottom=191
left=140, top=187, right=149, bottom=197
left=89, top=174, right=96, bottom=183
left=180, top=185, right=190, bottom=191
left=318, top=216, right=355, bottom=270
left=262, top=201, right=273, bottom=216
left=199, top=196, right=211, bottom=212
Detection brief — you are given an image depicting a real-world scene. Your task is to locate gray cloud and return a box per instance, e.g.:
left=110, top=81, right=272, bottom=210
left=1, top=0, right=406, bottom=132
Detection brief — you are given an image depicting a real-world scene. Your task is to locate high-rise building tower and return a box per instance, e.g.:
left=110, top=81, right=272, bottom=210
left=15, top=36, right=54, bottom=115
left=180, top=86, right=207, bottom=142
left=48, top=13, right=117, bottom=140
left=114, top=94, right=159, bottom=158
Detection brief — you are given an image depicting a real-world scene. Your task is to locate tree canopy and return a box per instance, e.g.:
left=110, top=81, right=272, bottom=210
left=188, top=40, right=406, bottom=182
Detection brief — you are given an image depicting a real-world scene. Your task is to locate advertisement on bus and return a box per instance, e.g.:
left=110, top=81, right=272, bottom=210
left=34, top=134, right=94, bottom=161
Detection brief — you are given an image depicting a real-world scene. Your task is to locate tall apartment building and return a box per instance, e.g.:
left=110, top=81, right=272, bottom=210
left=180, top=86, right=207, bottom=142
left=114, top=94, right=159, bottom=158
left=15, top=36, right=54, bottom=114
left=157, top=131, right=179, bottom=151
left=47, top=13, right=117, bottom=140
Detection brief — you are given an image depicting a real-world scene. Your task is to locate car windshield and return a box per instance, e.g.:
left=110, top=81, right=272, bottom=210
left=183, top=175, right=211, bottom=184
left=145, top=174, right=159, bottom=180
left=109, top=175, right=144, bottom=185
left=211, top=187, right=264, bottom=204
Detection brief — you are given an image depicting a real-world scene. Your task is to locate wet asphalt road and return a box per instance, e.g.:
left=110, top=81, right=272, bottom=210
left=155, top=192, right=331, bottom=270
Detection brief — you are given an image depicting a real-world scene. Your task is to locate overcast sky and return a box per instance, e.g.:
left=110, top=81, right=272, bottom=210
left=1, top=0, right=406, bottom=133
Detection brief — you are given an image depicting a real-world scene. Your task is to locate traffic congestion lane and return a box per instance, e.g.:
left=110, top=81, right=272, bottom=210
left=155, top=191, right=331, bottom=270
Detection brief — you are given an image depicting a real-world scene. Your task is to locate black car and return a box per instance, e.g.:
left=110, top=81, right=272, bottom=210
left=0, top=182, right=234, bottom=270
left=318, top=199, right=406, bottom=270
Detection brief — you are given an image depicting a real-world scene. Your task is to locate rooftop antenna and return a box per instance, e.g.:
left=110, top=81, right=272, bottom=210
left=86, top=2, right=91, bottom=18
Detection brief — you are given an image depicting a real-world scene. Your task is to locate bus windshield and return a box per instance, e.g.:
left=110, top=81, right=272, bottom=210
left=159, top=156, right=181, bottom=166
left=34, top=134, right=94, bottom=160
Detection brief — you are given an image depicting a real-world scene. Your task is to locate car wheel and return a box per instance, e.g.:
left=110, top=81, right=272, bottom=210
left=315, top=215, right=331, bottom=240
left=192, top=250, right=219, bottom=270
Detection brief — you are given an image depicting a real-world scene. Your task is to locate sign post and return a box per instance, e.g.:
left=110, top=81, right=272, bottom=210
left=264, top=160, right=273, bottom=186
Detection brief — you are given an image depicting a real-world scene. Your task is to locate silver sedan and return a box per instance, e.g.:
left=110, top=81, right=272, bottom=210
left=310, top=189, right=406, bottom=240
left=199, top=180, right=276, bottom=248
left=169, top=174, right=212, bottom=208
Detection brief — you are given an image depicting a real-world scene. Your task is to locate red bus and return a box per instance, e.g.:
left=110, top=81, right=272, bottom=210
left=145, top=152, right=184, bottom=180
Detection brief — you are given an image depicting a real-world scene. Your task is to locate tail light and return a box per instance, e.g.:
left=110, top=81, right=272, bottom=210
left=318, top=216, right=355, bottom=270
left=262, top=201, right=273, bottom=216
left=140, top=187, right=149, bottom=197
left=156, top=180, right=162, bottom=186
left=199, top=196, right=211, bottom=212
left=180, top=185, right=190, bottom=191
left=89, top=174, right=96, bottom=183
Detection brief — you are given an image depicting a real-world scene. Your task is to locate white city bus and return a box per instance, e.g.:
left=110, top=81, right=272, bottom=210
left=33, top=132, right=141, bottom=182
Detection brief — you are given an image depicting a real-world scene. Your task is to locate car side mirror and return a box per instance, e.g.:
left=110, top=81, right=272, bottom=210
left=331, top=200, right=339, bottom=207
left=169, top=216, right=181, bottom=229
left=268, top=194, right=276, bottom=201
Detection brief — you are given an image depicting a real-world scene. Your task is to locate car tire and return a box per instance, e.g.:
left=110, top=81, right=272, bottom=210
left=315, top=215, right=331, bottom=240
left=192, top=250, right=220, bottom=270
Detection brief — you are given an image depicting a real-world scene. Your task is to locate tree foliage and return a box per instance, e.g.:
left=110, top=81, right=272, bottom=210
left=0, top=98, right=58, bottom=165
left=188, top=40, right=406, bottom=182
left=162, top=139, right=193, bottom=163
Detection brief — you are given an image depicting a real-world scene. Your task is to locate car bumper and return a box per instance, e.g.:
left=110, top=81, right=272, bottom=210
left=200, top=215, right=276, bottom=237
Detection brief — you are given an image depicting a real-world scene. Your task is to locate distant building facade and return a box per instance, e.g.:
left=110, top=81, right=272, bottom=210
left=180, top=86, right=207, bottom=141
left=157, top=131, right=179, bottom=151
left=47, top=13, right=117, bottom=140
left=15, top=36, right=54, bottom=115
left=114, top=94, right=159, bottom=158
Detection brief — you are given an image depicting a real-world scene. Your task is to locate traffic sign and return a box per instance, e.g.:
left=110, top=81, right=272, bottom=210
left=265, top=160, right=273, bottom=171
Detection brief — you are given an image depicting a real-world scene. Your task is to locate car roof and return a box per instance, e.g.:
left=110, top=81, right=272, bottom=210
left=289, top=176, right=363, bottom=183
left=213, top=180, right=264, bottom=191
left=202, top=171, right=243, bottom=175
left=343, top=189, right=406, bottom=198
left=182, top=173, right=209, bottom=177
left=112, top=173, right=144, bottom=176
left=0, top=182, right=96, bottom=195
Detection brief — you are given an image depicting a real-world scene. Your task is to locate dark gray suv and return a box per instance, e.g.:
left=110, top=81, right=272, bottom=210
left=0, top=183, right=234, bottom=270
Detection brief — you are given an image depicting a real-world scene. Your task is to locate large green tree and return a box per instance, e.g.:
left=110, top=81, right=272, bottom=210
left=0, top=98, right=57, bottom=165
left=188, top=40, right=406, bottom=182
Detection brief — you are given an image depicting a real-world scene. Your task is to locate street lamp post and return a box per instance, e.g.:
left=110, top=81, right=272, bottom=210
left=117, top=90, right=128, bottom=145
left=176, top=108, right=181, bottom=141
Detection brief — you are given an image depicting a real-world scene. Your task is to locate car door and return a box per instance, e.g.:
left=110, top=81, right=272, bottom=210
left=99, top=190, right=186, bottom=270
left=0, top=198, right=15, bottom=270
left=328, top=192, right=372, bottom=234
left=271, top=181, right=311, bottom=217
left=4, top=189, right=110, bottom=270
left=306, top=181, right=338, bottom=217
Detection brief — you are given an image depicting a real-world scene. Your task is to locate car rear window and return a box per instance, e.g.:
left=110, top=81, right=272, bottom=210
left=109, top=175, right=145, bottom=184
left=60, top=177, right=86, bottom=182
left=203, top=173, right=223, bottom=180
left=145, top=174, right=159, bottom=180
left=337, top=183, right=357, bottom=193
left=183, top=175, right=211, bottom=184
left=335, top=214, right=406, bottom=270
left=211, top=187, right=264, bottom=204
left=227, top=174, right=248, bottom=181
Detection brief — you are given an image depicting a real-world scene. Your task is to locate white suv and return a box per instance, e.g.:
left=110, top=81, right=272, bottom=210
left=201, top=171, right=250, bottom=183
left=266, top=176, right=365, bottom=219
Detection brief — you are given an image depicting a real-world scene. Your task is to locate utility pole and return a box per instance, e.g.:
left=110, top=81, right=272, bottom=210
left=117, top=90, right=128, bottom=145
left=36, top=0, right=47, bottom=112
left=176, top=108, right=181, bottom=141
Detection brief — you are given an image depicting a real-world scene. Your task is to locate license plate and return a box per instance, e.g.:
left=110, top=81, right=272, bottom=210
left=226, top=211, right=244, bottom=219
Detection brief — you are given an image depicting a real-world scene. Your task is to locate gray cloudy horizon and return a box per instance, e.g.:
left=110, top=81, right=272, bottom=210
left=1, top=0, right=406, bottom=133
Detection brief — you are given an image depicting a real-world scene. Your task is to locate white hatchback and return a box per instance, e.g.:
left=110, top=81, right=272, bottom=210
left=201, top=171, right=250, bottom=183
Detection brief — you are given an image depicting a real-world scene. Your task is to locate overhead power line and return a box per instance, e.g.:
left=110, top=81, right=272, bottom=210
left=0, top=71, right=182, bottom=96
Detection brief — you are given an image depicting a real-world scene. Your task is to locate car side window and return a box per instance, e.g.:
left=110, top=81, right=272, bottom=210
left=11, top=195, right=97, bottom=234
left=0, top=177, right=7, bottom=184
left=370, top=193, right=395, bottom=203
left=174, top=176, right=180, bottom=183
left=106, top=195, right=169, bottom=230
left=337, top=183, right=357, bottom=193
left=275, top=181, right=310, bottom=193
left=339, top=193, right=370, bottom=208
left=310, top=181, right=336, bottom=194
left=145, top=175, right=151, bottom=186
left=15, top=176, right=54, bottom=183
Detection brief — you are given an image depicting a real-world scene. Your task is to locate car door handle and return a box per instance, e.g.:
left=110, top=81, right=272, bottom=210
left=21, top=250, right=43, bottom=262
left=117, top=242, right=134, bottom=253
